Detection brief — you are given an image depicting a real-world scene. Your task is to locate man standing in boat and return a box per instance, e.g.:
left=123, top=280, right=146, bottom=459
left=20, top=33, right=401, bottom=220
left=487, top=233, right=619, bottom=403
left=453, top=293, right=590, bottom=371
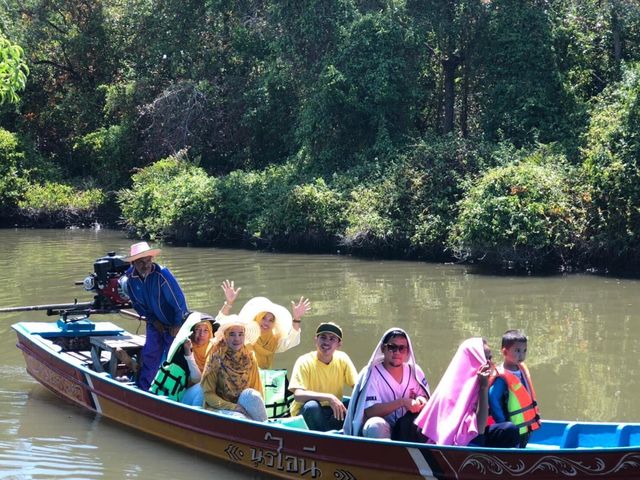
left=120, top=241, right=188, bottom=390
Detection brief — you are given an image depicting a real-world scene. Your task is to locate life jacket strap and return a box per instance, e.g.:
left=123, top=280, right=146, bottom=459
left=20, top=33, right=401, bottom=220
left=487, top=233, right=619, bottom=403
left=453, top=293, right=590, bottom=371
left=509, top=400, right=537, bottom=416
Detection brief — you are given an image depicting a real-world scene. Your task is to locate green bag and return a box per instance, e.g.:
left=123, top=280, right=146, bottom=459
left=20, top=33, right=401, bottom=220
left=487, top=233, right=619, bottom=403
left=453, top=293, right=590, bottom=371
left=260, top=369, right=293, bottom=418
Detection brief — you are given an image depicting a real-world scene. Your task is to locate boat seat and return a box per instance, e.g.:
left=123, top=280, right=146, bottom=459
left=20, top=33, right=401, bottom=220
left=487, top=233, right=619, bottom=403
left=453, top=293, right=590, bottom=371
left=89, top=334, right=145, bottom=377
left=65, top=349, right=109, bottom=366
left=270, top=415, right=309, bottom=430
left=615, top=424, right=640, bottom=447
left=560, top=422, right=618, bottom=448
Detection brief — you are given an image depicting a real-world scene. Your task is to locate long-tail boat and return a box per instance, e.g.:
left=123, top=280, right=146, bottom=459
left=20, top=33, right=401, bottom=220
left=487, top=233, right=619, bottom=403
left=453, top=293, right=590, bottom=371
left=12, top=319, right=640, bottom=479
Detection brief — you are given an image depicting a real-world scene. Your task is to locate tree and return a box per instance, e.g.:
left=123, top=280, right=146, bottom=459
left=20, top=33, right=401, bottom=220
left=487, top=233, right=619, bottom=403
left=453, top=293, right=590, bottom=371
left=583, top=63, right=640, bottom=270
left=406, top=0, right=488, bottom=135
left=476, top=0, right=577, bottom=148
left=550, top=0, right=640, bottom=102
left=296, top=8, right=421, bottom=169
left=7, top=0, right=119, bottom=171
left=0, top=34, right=29, bottom=104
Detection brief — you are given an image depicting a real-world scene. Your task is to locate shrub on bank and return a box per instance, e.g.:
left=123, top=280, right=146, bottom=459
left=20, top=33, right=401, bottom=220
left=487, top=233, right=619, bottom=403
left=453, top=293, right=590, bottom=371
left=400, top=136, right=494, bottom=260
left=119, top=158, right=348, bottom=249
left=343, top=178, right=405, bottom=256
left=342, top=136, right=492, bottom=259
left=0, top=128, right=29, bottom=218
left=211, top=165, right=295, bottom=245
left=73, top=123, right=137, bottom=189
left=117, top=140, right=596, bottom=272
left=118, top=154, right=216, bottom=242
left=17, top=182, right=105, bottom=227
left=582, top=63, right=640, bottom=270
left=256, top=178, right=347, bottom=250
left=205, top=164, right=346, bottom=250
left=449, top=150, right=587, bottom=271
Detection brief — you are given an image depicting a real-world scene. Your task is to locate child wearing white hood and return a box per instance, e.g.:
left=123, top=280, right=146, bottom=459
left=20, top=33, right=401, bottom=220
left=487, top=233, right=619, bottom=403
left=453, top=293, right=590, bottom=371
left=344, top=328, right=430, bottom=440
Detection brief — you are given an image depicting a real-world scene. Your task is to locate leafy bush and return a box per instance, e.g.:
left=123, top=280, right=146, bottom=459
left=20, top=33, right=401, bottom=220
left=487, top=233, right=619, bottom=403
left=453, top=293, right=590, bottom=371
left=73, top=123, right=137, bottom=189
left=17, top=182, right=105, bottom=226
left=400, top=136, right=494, bottom=259
left=450, top=150, right=587, bottom=271
left=582, top=63, right=640, bottom=269
left=120, top=157, right=345, bottom=250
left=19, top=182, right=105, bottom=211
left=343, top=179, right=404, bottom=256
left=342, top=135, right=492, bottom=259
left=213, top=163, right=345, bottom=250
left=118, top=154, right=216, bottom=242
left=211, top=168, right=282, bottom=245
left=0, top=128, right=29, bottom=217
left=257, top=178, right=347, bottom=250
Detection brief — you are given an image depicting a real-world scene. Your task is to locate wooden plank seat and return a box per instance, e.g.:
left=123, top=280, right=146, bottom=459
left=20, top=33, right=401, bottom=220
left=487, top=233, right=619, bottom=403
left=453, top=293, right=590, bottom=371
left=65, top=349, right=110, bottom=366
left=89, top=335, right=145, bottom=377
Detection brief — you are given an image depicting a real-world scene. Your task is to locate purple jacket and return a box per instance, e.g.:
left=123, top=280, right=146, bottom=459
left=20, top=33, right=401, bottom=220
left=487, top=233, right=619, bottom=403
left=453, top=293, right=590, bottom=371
left=123, top=263, right=188, bottom=327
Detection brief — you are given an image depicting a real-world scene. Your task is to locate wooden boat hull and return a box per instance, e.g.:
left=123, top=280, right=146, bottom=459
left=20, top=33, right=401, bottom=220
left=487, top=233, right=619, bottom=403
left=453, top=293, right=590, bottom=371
left=13, top=321, right=640, bottom=479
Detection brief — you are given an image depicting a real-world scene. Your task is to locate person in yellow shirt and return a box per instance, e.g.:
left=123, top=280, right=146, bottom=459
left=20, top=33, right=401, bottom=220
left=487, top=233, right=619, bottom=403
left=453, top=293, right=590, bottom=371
left=288, top=322, right=357, bottom=431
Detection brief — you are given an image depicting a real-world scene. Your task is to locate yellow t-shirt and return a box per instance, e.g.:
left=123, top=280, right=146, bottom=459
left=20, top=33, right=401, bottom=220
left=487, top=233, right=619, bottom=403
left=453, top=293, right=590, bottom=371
left=288, top=350, right=357, bottom=416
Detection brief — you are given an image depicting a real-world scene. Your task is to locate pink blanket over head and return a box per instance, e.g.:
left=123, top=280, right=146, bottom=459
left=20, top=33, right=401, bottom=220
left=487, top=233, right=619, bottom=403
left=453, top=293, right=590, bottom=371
left=414, top=337, right=486, bottom=446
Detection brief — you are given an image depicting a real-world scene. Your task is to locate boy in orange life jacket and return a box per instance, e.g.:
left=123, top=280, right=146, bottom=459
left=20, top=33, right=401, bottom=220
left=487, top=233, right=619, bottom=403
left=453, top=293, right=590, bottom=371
left=488, top=330, right=541, bottom=448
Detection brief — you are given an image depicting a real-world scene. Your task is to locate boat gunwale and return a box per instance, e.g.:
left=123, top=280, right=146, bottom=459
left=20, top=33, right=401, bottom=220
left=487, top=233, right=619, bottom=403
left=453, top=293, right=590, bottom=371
left=11, top=320, right=640, bottom=480
left=12, top=321, right=640, bottom=454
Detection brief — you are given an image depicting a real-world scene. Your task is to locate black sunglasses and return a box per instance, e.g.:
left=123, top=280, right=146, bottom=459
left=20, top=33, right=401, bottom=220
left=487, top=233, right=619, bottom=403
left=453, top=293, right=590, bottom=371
left=384, top=343, right=408, bottom=353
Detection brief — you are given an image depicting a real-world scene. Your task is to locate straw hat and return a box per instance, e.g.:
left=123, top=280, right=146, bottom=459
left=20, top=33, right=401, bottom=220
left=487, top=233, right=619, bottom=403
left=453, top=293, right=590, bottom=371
left=238, top=296, right=293, bottom=338
left=214, top=313, right=261, bottom=346
left=125, top=241, right=161, bottom=262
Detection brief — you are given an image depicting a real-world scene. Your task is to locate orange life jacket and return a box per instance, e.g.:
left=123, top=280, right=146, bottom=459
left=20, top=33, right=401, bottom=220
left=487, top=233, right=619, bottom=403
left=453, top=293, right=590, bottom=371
left=489, top=363, right=540, bottom=435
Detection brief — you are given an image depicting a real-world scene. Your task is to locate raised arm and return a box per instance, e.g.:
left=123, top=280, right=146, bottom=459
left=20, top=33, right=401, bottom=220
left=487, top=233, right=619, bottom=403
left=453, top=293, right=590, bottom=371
left=219, top=279, right=241, bottom=315
left=290, top=296, right=311, bottom=331
left=183, top=339, right=202, bottom=383
left=475, top=362, right=491, bottom=433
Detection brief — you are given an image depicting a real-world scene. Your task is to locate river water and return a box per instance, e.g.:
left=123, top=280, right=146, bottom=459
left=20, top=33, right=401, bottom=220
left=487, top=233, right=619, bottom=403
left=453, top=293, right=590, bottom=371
left=1, top=228, right=638, bottom=479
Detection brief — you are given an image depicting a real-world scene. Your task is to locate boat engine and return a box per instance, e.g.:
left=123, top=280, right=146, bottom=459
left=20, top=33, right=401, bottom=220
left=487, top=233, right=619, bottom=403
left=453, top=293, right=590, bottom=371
left=82, top=252, right=131, bottom=309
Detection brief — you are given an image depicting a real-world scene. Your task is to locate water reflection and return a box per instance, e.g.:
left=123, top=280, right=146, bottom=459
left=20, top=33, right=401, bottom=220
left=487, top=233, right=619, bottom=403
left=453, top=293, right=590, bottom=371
left=1, top=229, right=639, bottom=478
left=2, top=384, right=267, bottom=480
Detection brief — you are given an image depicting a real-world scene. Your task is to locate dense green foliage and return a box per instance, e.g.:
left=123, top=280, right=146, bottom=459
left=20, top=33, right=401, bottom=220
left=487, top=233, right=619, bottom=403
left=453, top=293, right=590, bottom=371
left=450, top=149, right=587, bottom=271
left=118, top=154, right=217, bottom=243
left=0, top=128, right=28, bottom=216
left=583, top=62, right=640, bottom=270
left=477, top=0, right=578, bottom=147
left=15, top=181, right=105, bottom=227
left=18, top=182, right=104, bottom=211
left=2, top=1, right=640, bottom=272
left=343, top=136, right=493, bottom=259
left=0, top=34, right=29, bottom=104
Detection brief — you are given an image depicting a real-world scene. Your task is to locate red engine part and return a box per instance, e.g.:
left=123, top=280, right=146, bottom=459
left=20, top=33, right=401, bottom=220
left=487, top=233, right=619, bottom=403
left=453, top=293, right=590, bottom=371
left=99, top=277, right=129, bottom=306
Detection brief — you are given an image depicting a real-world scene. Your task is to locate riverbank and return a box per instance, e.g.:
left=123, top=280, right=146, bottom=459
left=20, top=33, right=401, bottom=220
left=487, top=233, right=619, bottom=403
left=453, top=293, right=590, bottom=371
left=3, top=134, right=640, bottom=275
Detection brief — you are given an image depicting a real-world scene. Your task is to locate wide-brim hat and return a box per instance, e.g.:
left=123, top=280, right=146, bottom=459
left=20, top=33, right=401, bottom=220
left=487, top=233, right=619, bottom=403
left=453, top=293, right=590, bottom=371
left=238, top=296, right=293, bottom=338
left=125, top=241, right=161, bottom=262
left=214, top=313, right=261, bottom=346
left=166, top=311, right=202, bottom=361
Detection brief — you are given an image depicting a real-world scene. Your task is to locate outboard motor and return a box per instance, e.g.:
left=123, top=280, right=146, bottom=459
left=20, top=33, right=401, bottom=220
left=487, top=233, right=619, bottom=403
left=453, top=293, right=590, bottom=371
left=83, top=252, right=131, bottom=309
